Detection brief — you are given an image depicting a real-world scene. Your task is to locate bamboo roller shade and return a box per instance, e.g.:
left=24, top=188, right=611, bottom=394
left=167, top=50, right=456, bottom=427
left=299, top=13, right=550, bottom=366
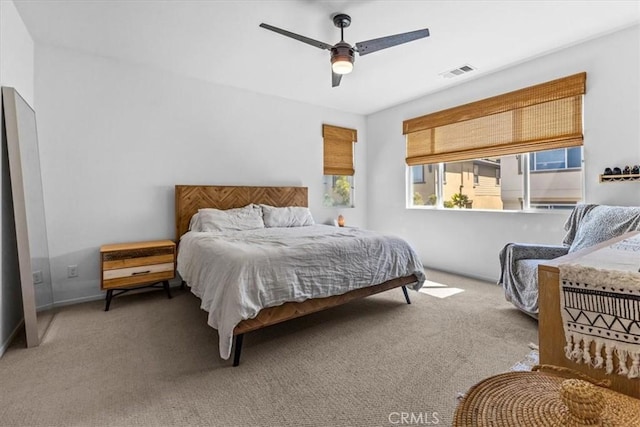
left=403, top=72, right=586, bottom=165
left=323, top=124, right=358, bottom=176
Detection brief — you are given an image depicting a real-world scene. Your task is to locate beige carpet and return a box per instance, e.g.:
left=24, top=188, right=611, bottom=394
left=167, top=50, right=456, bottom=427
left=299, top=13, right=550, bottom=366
left=0, top=269, right=537, bottom=426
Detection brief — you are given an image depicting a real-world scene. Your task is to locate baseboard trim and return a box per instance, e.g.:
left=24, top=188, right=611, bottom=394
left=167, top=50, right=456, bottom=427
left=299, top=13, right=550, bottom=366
left=53, top=281, right=183, bottom=308
left=0, top=319, right=24, bottom=358
left=53, top=294, right=104, bottom=308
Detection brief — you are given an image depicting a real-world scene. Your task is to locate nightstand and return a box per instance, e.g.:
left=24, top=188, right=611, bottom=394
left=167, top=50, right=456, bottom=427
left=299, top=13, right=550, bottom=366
left=100, top=240, right=176, bottom=311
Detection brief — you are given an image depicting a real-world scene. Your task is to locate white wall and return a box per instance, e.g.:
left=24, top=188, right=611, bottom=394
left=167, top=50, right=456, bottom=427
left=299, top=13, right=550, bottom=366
left=34, top=45, right=367, bottom=304
left=0, top=0, right=35, bottom=355
left=367, top=25, right=640, bottom=282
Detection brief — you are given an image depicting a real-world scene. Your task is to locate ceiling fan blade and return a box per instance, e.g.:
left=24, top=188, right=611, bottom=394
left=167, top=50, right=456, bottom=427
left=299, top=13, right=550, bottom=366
left=355, top=28, right=430, bottom=56
left=332, top=71, right=342, bottom=88
left=259, top=23, right=334, bottom=51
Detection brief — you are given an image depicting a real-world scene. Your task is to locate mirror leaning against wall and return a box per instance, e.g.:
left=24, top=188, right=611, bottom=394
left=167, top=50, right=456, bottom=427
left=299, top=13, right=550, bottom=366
left=2, top=86, right=55, bottom=347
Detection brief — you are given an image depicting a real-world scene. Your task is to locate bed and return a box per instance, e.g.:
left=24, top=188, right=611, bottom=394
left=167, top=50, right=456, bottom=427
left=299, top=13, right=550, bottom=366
left=175, top=185, right=426, bottom=365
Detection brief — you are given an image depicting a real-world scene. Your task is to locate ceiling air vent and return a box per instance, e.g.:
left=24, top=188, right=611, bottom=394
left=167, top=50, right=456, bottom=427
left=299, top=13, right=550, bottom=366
left=439, top=64, right=476, bottom=79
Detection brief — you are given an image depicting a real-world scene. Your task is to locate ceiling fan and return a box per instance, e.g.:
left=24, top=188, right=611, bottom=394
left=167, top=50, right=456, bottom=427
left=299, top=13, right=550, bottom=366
left=259, top=14, right=430, bottom=87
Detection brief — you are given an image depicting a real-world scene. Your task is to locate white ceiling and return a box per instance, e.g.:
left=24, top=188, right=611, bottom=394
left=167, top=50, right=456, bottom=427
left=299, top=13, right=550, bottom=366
left=14, top=0, right=640, bottom=115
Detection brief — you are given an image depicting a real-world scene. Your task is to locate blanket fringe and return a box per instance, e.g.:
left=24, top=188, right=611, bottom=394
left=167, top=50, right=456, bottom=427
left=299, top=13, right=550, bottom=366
left=565, top=334, right=639, bottom=379
left=593, top=341, right=604, bottom=369
left=629, top=353, right=640, bottom=379
left=565, top=336, right=574, bottom=360
left=605, top=345, right=614, bottom=375
left=582, top=337, right=592, bottom=365
left=616, top=348, right=629, bottom=376
left=570, top=342, right=582, bottom=363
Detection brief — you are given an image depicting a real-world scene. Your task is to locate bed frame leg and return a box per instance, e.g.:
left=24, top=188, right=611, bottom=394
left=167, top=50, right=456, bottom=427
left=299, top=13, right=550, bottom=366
left=232, top=334, right=244, bottom=367
left=402, top=286, right=411, bottom=304
left=180, top=280, right=186, bottom=290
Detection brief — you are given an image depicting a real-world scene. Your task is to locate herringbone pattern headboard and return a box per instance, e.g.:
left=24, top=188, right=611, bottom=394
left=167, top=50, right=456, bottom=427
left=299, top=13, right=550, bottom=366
left=175, top=185, right=308, bottom=241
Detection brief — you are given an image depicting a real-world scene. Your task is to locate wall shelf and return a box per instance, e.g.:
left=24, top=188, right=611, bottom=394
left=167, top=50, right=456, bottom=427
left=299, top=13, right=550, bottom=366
left=599, top=174, right=640, bottom=183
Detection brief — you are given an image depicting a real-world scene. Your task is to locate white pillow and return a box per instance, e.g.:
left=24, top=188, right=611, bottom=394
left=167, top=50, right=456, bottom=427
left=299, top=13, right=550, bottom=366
left=197, top=204, right=264, bottom=232
left=261, top=205, right=315, bottom=228
left=188, top=213, right=201, bottom=231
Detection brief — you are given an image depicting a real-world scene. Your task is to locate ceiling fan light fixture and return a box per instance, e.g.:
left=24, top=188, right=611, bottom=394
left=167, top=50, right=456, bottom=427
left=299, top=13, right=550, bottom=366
left=331, top=42, right=355, bottom=75
left=332, top=57, right=353, bottom=74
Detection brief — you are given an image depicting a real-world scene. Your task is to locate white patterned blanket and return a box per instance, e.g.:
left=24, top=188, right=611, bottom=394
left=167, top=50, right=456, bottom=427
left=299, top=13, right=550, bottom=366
left=558, top=234, right=640, bottom=379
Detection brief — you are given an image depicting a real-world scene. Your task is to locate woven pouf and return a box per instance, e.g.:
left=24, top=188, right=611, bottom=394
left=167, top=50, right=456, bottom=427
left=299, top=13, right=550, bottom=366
left=453, top=366, right=640, bottom=426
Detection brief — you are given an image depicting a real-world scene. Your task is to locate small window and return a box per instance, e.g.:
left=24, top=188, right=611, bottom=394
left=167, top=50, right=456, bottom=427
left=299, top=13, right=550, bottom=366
left=495, top=168, right=501, bottom=185
left=473, top=164, right=479, bottom=185
left=531, top=149, right=564, bottom=170
left=567, top=147, right=582, bottom=168
left=323, top=175, right=353, bottom=207
left=530, top=147, right=582, bottom=172
left=412, top=165, right=425, bottom=184
left=323, top=124, right=357, bottom=207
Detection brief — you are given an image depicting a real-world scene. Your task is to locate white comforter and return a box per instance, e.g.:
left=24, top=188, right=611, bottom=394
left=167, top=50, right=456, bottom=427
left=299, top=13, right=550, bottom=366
left=177, top=224, right=426, bottom=359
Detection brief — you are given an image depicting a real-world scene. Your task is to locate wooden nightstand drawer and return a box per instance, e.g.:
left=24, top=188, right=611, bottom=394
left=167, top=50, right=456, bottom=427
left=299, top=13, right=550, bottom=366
left=103, top=262, right=175, bottom=280
left=103, top=263, right=175, bottom=289
left=100, top=239, right=176, bottom=310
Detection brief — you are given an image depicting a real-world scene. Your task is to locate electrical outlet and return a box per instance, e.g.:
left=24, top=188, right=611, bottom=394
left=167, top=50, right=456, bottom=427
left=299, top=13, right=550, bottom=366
left=67, top=265, right=78, bottom=278
left=32, top=270, right=43, bottom=284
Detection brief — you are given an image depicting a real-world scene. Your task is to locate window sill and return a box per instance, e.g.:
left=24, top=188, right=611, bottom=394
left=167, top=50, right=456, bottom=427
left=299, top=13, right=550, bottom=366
left=406, top=206, right=571, bottom=215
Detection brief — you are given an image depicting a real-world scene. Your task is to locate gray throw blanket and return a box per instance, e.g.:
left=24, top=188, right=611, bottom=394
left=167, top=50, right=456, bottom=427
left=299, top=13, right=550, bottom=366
left=498, top=204, right=640, bottom=317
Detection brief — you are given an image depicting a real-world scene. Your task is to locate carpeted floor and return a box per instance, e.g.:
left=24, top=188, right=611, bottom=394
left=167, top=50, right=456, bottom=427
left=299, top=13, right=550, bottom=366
left=0, top=269, right=537, bottom=426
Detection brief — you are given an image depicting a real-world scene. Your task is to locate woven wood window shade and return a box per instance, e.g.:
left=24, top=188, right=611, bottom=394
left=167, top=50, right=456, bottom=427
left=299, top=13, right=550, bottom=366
left=403, top=72, right=586, bottom=165
left=323, top=124, right=357, bottom=175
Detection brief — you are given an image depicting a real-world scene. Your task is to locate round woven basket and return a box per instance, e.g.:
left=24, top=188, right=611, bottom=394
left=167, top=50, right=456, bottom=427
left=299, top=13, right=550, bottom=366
left=453, top=365, right=640, bottom=426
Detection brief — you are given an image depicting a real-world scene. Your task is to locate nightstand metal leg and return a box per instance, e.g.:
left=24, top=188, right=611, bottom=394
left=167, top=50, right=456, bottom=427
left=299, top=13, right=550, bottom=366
left=402, top=286, right=411, bottom=304
left=233, top=334, right=244, bottom=367
left=163, top=280, right=172, bottom=299
left=105, top=290, right=113, bottom=311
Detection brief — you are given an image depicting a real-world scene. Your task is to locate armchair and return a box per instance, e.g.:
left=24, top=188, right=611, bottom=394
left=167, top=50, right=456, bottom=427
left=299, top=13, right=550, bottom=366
left=498, top=204, right=640, bottom=317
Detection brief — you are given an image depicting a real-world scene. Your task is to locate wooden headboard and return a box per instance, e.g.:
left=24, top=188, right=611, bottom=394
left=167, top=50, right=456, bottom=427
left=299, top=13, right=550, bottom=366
left=175, top=185, right=309, bottom=241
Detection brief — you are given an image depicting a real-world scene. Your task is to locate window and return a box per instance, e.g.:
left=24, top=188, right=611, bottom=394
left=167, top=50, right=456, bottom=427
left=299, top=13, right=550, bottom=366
left=411, top=165, right=436, bottom=206
left=403, top=73, right=586, bottom=211
left=440, top=158, right=505, bottom=210
left=412, top=165, right=425, bottom=183
left=323, top=124, right=357, bottom=207
left=324, top=175, right=354, bottom=207
left=409, top=149, right=583, bottom=210
left=530, top=147, right=582, bottom=172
